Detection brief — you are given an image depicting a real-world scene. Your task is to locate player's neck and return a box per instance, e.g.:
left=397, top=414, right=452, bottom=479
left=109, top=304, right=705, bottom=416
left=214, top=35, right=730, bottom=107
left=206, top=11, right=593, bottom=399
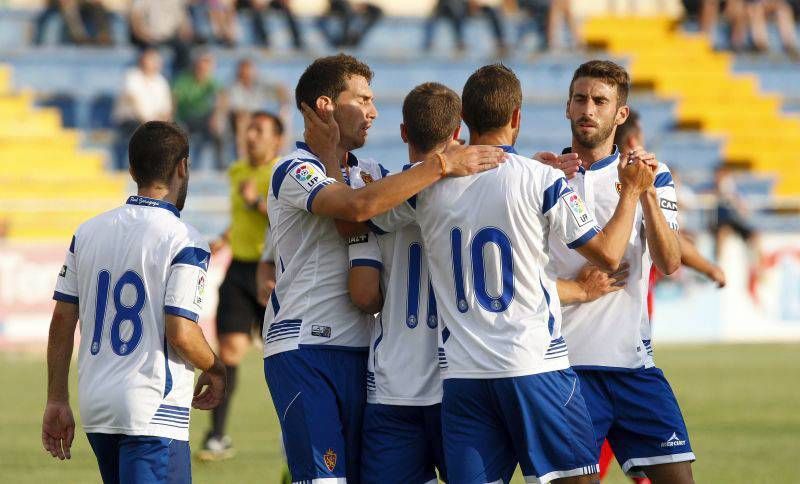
left=571, top=138, right=616, bottom=169
left=408, top=142, right=446, bottom=164
left=137, top=185, right=176, bottom=207
left=469, top=130, right=513, bottom=148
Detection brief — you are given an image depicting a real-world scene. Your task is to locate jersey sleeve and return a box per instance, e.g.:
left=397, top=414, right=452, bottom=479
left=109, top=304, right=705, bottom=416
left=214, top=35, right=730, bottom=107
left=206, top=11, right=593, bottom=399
left=653, top=164, right=680, bottom=231
left=260, top=226, right=275, bottom=263
left=271, top=157, right=336, bottom=213
left=348, top=232, right=383, bottom=270
left=53, top=235, right=79, bottom=304
left=542, top=172, right=600, bottom=249
left=164, top=242, right=211, bottom=323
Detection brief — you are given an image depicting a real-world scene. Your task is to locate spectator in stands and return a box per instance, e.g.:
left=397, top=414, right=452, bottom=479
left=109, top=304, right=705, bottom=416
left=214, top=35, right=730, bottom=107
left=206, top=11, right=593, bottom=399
left=713, top=166, right=762, bottom=290
left=173, top=52, right=226, bottom=170
left=423, top=0, right=510, bottom=56
left=227, top=59, right=290, bottom=159
left=687, top=0, right=753, bottom=51
left=515, top=0, right=582, bottom=51
left=130, top=0, right=194, bottom=77
left=745, top=0, right=800, bottom=57
left=468, top=0, right=509, bottom=56
left=317, top=0, right=384, bottom=48
left=236, top=0, right=305, bottom=50
left=424, top=0, right=468, bottom=52
left=112, top=49, right=173, bottom=170
left=33, top=0, right=111, bottom=46
left=195, top=0, right=239, bottom=46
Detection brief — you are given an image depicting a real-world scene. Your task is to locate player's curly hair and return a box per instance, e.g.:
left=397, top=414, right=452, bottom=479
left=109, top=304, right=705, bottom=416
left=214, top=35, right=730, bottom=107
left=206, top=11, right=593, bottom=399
left=569, top=60, right=631, bottom=107
left=402, top=82, right=461, bottom=153
left=295, top=54, right=373, bottom=111
left=128, top=121, right=189, bottom=187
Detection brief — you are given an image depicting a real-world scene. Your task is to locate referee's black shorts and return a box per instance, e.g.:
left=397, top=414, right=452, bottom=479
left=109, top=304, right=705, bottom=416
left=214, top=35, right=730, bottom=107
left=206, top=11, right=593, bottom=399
left=216, top=259, right=266, bottom=336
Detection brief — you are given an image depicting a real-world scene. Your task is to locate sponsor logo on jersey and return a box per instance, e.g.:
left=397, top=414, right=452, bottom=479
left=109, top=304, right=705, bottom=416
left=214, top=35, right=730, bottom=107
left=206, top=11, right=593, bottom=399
left=615, top=182, right=623, bottom=195
left=59, top=265, right=67, bottom=277
left=293, top=163, right=323, bottom=192
left=347, top=233, right=369, bottom=245
left=360, top=172, right=374, bottom=184
left=660, top=198, right=678, bottom=211
left=312, top=325, right=332, bottom=338
left=660, top=432, right=687, bottom=448
left=561, top=191, right=592, bottom=227
left=194, top=274, right=206, bottom=307
left=323, top=448, right=337, bottom=471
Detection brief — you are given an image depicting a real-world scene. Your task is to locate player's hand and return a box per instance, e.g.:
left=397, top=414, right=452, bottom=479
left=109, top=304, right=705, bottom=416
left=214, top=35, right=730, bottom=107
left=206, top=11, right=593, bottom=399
left=193, top=359, right=226, bottom=410
left=42, top=401, right=75, bottom=460
left=709, top=265, right=726, bottom=288
left=576, top=262, right=630, bottom=302
left=617, top=154, right=655, bottom=196
left=300, top=102, right=339, bottom=166
left=533, top=151, right=582, bottom=179
left=441, top=143, right=506, bottom=177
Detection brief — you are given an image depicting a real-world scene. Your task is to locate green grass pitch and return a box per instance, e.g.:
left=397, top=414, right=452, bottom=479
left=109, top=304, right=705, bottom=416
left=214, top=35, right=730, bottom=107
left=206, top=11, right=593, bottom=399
left=3, top=343, right=798, bottom=483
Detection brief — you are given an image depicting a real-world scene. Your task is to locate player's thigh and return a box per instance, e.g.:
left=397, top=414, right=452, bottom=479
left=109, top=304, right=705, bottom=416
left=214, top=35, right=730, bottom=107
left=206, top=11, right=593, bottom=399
left=218, top=332, right=251, bottom=365
left=573, top=369, right=617, bottom=453
left=86, top=433, right=121, bottom=484
left=264, top=351, right=348, bottom=481
left=118, top=435, right=189, bottom=484
left=495, top=370, right=598, bottom=484
left=361, top=404, right=437, bottom=484
left=606, top=368, right=695, bottom=477
left=441, top=379, right=516, bottom=484
left=642, top=461, right=694, bottom=484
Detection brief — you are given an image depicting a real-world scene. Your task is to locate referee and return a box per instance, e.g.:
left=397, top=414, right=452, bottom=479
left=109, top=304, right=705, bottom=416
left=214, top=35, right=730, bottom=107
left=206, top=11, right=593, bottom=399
left=199, top=111, right=284, bottom=460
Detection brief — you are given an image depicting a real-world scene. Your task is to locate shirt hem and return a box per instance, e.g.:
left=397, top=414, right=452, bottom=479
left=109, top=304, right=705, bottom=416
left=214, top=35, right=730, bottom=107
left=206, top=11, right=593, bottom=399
left=441, top=360, right=570, bottom=380
left=82, top=426, right=189, bottom=441
left=366, top=395, right=443, bottom=406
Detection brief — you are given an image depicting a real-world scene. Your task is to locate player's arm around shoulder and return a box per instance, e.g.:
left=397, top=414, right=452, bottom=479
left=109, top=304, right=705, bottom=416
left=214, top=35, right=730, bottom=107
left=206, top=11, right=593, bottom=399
left=641, top=162, right=681, bottom=275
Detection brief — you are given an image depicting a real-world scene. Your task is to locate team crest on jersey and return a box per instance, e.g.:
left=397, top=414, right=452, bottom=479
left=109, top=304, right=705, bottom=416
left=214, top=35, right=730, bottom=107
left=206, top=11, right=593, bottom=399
left=561, top=191, right=592, bottom=227
left=323, top=448, right=337, bottom=471
left=293, top=163, right=323, bottom=192
left=615, top=182, right=623, bottom=195
left=360, top=172, right=374, bottom=184
left=58, top=265, right=67, bottom=277
left=194, top=274, right=206, bottom=307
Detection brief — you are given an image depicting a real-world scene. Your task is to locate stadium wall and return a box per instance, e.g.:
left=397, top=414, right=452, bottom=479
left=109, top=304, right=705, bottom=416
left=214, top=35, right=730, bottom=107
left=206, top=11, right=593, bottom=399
left=2, top=233, right=799, bottom=348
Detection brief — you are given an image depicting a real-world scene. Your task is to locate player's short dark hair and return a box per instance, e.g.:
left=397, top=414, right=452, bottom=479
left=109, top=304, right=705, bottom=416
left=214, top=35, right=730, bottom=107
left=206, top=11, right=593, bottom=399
left=128, top=121, right=189, bottom=187
left=613, top=109, right=640, bottom=147
left=569, top=60, right=630, bottom=107
left=402, top=82, right=461, bottom=153
left=461, top=64, right=522, bottom=135
left=251, top=110, right=285, bottom=136
left=295, top=54, right=373, bottom=110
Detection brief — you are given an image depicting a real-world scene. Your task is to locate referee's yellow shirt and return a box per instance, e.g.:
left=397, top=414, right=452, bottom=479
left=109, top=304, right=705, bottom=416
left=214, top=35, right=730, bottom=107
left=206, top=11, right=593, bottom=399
left=228, top=157, right=277, bottom=262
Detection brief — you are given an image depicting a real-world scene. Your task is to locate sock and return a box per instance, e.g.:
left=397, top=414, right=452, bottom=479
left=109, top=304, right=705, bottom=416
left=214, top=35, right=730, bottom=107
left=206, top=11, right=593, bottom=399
left=210, top=364, right=238, bottom=438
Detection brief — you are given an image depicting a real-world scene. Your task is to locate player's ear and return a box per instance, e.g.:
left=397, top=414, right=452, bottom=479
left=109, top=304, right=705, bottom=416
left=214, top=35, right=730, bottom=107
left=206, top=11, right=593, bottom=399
left=400, top=123, right=408, bottom=143
left=315, top=96, right=333, bottom=115
left=615, top=104, right=630, bottom=126
left=511, top=107, right=521, bottom=129
left=565, top=99, right=571, bottom=120
left=177, top=157, right=188, bottom=178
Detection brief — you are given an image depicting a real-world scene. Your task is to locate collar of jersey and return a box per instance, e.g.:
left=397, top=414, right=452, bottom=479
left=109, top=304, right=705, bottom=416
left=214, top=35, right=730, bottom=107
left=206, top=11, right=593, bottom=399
left=126, top=196, right=180, bottom=218
left=497, top=145, right=517, bottom=154
left=296, top=141, right=359, bottom=167
left=561, top=145, right=619, bottom=173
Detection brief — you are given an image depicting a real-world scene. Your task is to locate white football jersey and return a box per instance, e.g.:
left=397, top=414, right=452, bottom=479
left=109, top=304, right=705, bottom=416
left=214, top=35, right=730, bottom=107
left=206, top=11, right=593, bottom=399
left=348, top=160, right=443, bottom=406
left=547, top=147, right=680, bottom=370
left=371, top=147, right=601, bottom=379
left=53, top=196, right=210, bottom=441
left=263, top=142, right=373, bottom=356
